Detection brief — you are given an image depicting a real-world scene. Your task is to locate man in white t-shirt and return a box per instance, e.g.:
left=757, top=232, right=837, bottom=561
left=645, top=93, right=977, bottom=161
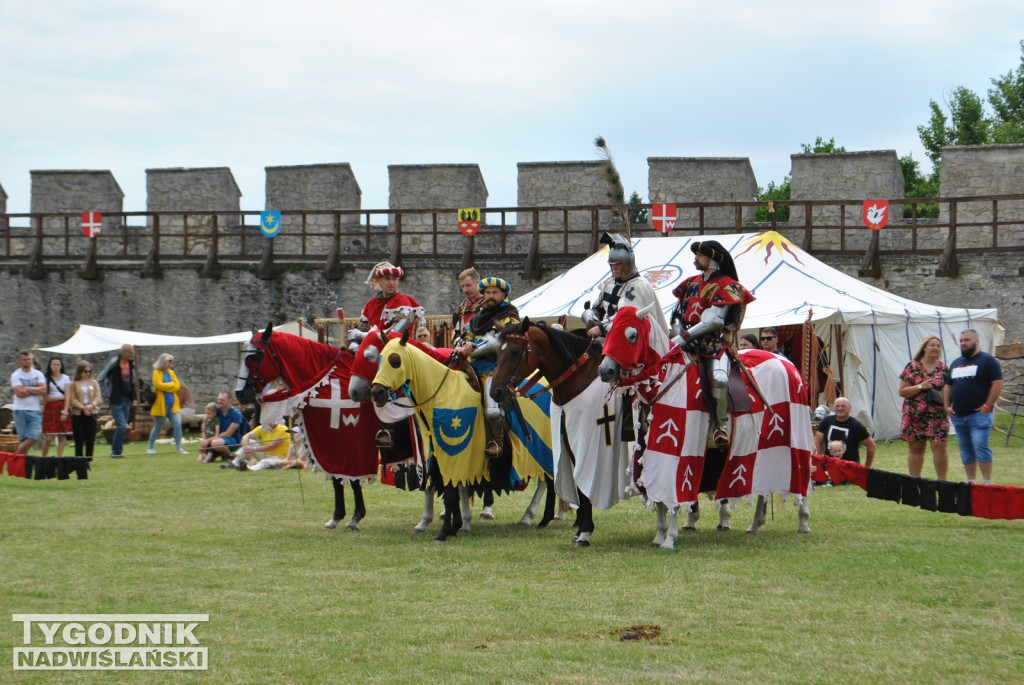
left=11, top=350, right=47, bottom=454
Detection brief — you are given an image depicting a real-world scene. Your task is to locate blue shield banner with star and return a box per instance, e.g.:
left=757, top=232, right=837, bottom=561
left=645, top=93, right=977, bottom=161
left=260, top=211, right=282, bottom=238
left=431, top=406, right=477, bottom=458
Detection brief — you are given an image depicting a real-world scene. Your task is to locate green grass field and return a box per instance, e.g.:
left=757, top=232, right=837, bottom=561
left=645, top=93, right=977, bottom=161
left=2, top=431, right=1023, bottom=684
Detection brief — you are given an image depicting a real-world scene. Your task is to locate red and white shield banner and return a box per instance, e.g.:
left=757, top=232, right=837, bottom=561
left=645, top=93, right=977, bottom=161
left=458, top=208, right=481, bottom=236
left=81, top=211, right=102, bottom=237
left=650, top=204, right=677, bottom=234
left=862, top=200, right=889, bottom=230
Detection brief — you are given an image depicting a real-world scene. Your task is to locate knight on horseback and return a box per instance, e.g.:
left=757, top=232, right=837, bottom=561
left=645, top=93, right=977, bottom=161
left=355, top=261, right=426, bottom=451
left=583, top=232, right=668, bottom=338
left=454, top=276, right=520, bottom=459
left=670, top=240, right=755, bottom=449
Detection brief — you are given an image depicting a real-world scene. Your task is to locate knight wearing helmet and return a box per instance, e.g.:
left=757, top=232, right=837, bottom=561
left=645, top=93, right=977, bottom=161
left=670, top=240, right=755, bottom=448
left=454, top=276, right=520, bottom=459
left=583, top=232, right=668, bottom=338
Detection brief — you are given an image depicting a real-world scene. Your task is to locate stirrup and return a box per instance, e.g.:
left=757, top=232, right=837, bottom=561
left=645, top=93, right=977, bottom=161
left=374, top=429, right=394, bottom=449
left=712, top=428, right=730, bottom=448
left=485, top=440, right=501, bottom=459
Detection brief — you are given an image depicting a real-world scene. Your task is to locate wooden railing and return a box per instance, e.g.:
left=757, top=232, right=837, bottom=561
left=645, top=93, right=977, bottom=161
left=3, top=194, right=1023, bottom=280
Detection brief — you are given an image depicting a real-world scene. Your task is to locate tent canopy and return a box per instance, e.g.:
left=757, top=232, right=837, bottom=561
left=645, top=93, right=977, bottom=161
left=37, top=320, right=318, bottom=355
left=514, top=231, right=1003, bottom=439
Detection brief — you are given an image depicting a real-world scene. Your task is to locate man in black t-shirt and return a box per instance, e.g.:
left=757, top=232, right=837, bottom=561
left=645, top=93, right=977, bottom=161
left=814, top=397, right=876, bottom=468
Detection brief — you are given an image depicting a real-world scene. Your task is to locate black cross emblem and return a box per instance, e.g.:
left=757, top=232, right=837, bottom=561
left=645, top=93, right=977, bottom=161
left=596, top=403, right=615, bottom=447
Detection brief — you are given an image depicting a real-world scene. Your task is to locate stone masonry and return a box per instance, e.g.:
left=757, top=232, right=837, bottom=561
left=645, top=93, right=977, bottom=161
left=790, top=150, right=906, bottom=252
left=146, top=167, right=243, bottom=257
left=388, top=164, right=487, bottom=257
left=940, top=144, right=1024, bottom=249
left=648, top=157, right=758, bottom=230
left=30, top=171, right=124, bottom=257
left=517, top=161, right=613, bottom=254
left=265, top=163, right=361, bottom=258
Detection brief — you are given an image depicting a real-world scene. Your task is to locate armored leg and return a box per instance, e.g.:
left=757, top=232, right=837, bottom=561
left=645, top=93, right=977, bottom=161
left=709, top=356, right=731, bottom=448
left=482, top=376, right=504, bottom=459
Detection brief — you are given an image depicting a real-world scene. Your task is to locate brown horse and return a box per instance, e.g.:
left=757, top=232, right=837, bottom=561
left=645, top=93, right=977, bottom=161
left=491, top=318, right=629, bottom=547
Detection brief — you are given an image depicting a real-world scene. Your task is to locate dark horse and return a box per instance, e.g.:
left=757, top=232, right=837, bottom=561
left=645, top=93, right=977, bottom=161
left=490, top=318, right=623, bottom=548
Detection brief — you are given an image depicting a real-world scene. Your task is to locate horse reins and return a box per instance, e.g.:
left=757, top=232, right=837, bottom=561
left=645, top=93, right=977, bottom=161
left=503, top=333, right=592, bottom=397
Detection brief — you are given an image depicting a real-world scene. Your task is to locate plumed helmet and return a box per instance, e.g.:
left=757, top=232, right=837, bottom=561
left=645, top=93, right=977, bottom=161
left=690, top=240, right=739, bottom=281
left=366, top=261, right=404, bottom=288
left=477, top=276, right=511, bottom=299
left=599, top=231, right=637, bottom=276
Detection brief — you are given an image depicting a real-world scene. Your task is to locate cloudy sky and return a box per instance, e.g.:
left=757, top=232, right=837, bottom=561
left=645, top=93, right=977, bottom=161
left=1, top=1, right=1021, bottom=214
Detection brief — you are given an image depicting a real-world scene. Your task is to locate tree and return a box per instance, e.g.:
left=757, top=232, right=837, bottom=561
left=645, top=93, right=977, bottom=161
left=988, top=39, right=1024, bottom=143
left=899, top=153, right=939, bottom=218
left=799, top=137, right=847, bottom=154
left=755, top=177, right=791, bottom=223
left=626, top=191, right=647, bottom=226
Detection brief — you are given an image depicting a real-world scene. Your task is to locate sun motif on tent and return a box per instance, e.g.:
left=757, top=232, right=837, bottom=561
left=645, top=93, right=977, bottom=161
left=733, top=231, right=805, bottom=265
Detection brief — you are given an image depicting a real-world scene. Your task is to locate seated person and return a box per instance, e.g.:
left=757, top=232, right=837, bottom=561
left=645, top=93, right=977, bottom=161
left=198, top=392, right=247, bottom=463
left=224, top=420, right=291, bottom=471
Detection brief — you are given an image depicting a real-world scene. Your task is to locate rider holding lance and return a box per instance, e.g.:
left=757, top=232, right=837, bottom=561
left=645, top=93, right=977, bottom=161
left=454, top=277, right=520, bottom=458
left=584, top=232, right=668, bottom=338
left=670, top=240, right=755, bottom=449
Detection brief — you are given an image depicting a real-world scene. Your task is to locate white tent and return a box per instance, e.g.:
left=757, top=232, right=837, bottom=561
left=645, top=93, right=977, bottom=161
left=37, top=320, right=319, bottom=355
left=514, top=230, right=1004, bottom=439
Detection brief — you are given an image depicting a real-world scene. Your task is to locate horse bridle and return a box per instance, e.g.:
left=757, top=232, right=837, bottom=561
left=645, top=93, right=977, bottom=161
left=502, top=332, right=592, bottom=397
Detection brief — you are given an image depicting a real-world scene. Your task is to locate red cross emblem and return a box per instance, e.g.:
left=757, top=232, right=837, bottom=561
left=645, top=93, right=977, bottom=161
left=651, top=204, right=677, bottom=234
left=81, top=211, right=102, bottom=238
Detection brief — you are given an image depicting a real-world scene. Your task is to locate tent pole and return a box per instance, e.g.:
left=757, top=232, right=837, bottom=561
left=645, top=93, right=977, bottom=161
left=836, top=325, right=845, bottom=401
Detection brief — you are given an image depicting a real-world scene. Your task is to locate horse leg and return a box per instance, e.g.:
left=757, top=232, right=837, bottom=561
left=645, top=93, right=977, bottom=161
left=746, top=494, right=768, bottom=534
left=413, top=487, right=434, bottom=533
left=573, top=492, right=593, bottom=547
left=518, top=480, right=544, bottom=526
left=797, top=499, right=811, bottom=534
left=324, top=477, right=345, bottom=529
left=480, top=489, right=495, bottom=520
left=459, top=486, right=472, bottom=532
left=345, top=480, right=366, bottom=530
left=652, top=502, right=668, bottom=547
left=554, top=496, right=569, bottom=521
left=682, top=501, right=700, bottom=531
left=716, top=498, right=733, bottom=531
left=435, top=486, right=462, bottom=542
left=665, top=507, right=679, bottom=549
left=537, top=479, right=556, bottom=528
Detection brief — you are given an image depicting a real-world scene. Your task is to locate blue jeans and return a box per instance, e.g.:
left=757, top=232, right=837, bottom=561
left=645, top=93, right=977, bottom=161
left=109, top=400, right=131, bottom=456
left=149, top=413, right=183, bottom=451
left=950, top=411, right=994, bottom=465
left=14, top=409, right=42, bottom=441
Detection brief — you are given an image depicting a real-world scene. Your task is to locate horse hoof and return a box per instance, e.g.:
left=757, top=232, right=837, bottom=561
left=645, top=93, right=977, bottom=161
left=682, top=525, right=696, bottom=532
left=572, top=539, right=591, bottom=548
left=323, top=519, right=340, bottom=530
left=345, top=520, right=361, bottom=531
left=479, top=506, right=494, bottom=520
left=659, top=542, right=676, bottom=551
left=716, top=524, right=731, bottom=531
left=536, top=518, right=552, bottom=529
left=413, top=519, right=432, bottom=533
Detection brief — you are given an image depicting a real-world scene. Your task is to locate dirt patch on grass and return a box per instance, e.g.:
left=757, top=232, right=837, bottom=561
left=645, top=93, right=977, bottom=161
left=616, top=624, right=662, bottom=641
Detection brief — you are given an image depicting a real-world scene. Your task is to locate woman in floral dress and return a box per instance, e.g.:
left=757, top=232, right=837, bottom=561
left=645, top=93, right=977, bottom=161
left=898, top=335, right=950, bottom=480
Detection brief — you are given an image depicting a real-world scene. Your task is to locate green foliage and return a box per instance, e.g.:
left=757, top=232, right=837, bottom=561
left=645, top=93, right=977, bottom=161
left=2, top=439, right=1023, bottom=683
left=988, top=40, right=1024, bottom=143
left=626, top=190, right=647, bottom=225
left=899, top=154, right=940, bottom=218
left=799, top=136, right=847, bottom=154
left=755, top=177, right=791, bottom=222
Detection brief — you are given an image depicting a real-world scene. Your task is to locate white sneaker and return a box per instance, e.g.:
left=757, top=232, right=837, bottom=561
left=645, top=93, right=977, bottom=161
left=146, top=448, right=157, bottom=455
left=176, top=449, right=188, bottom=455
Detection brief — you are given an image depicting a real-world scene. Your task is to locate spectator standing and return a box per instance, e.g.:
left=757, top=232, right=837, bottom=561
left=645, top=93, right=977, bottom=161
left=97, top=344, right=136, bottom=459
left=40, top=357, right=72, bottom=458
left=66, top=360, right=102, bottom=458
left=738, top=333, right=762, bottom=351
left=759, top=328, right=787, bottom=357
left=11, top=350, right=46, bottom=454
left=147, top=353, right=186, bottom=455
left=945, top=329, right=1004, bottom=484
left=814, top=397, right=876, bottom=469
left=898, top=336, right=950, bottom=480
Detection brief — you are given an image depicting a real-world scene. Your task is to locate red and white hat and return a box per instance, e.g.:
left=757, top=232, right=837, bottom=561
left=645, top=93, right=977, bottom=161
left=366, top=261, right=404, bottom=288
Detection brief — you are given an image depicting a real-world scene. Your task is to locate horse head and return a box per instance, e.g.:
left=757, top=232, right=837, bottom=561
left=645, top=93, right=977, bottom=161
left=349, top=327, right=389, bottom=403
left=490, top=317, right=533, bottom=405
left=599, top=303, right=658, bottom=384
left=370, top=337, right=416, bottom=408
